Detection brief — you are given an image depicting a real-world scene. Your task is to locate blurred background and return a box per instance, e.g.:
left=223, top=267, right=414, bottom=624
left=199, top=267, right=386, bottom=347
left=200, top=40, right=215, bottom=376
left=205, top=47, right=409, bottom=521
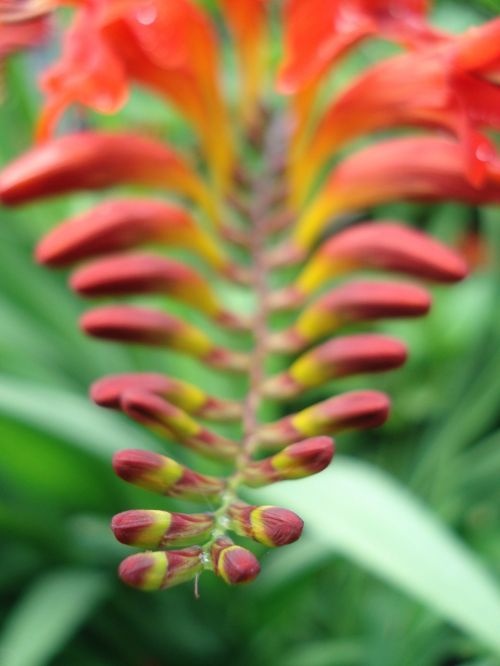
left=1, top=1, right=500, bottom=665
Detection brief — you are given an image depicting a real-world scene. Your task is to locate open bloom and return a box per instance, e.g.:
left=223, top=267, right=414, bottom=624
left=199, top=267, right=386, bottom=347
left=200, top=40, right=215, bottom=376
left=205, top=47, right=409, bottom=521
left=37, top=0, right=233, bottom=188
left=278, top=0, right=441, bottom=95
left=292, top=19, right=500, bottom=203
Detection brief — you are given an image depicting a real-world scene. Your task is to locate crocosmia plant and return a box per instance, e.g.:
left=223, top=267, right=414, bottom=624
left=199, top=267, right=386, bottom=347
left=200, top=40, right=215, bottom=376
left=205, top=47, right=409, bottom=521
left=1, top=0, right=500, bottom=592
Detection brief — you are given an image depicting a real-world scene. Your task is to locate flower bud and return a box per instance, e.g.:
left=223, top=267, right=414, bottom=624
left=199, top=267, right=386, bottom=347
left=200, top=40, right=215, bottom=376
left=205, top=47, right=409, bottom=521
left=71, top=253, right=244, bottom=327
left=296, top=221, right=469, bottom=296
left=111, top=510, right=215, bottom=548
left=265, top=334, right=407, bottom=398
left=255, top=391, right=390, bottom=450
left=242, top=436, right=334, bottom=487
left=81, top=305, right=248, bottom=372
left=119, top=547, right=203, bottom=591
left=112, top=449, right=225, bottom=502
left=34, top=198, right=231, bottom=273
left=91, top=372, right=241, bottom=422
left=121, top=390, right=238, bottom=461
left=274, top=281, right=430, bottom=351
left=228, top=502, right=304, bottom=547
left=293, top=137, right=500, bottom=252
left=0, top=132, right=217, bottom=220
left=211, top=537, right=260, bottom=585
left=271, top=215, right=469, bottom=304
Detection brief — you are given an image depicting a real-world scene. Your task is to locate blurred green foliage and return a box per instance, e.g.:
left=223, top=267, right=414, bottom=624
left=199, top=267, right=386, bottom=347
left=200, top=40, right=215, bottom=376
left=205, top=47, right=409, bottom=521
left=1, top=1, right=500, bottom=665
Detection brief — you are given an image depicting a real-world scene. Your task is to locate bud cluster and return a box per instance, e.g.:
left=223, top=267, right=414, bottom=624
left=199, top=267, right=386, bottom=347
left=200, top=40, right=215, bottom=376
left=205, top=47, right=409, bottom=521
left=1, top=0, right=498, bottom=591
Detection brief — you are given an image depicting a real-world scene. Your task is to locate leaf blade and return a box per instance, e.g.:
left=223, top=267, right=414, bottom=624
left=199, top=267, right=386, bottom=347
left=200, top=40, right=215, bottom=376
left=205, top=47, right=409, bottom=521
left=264, top=458, right=500, bottom=654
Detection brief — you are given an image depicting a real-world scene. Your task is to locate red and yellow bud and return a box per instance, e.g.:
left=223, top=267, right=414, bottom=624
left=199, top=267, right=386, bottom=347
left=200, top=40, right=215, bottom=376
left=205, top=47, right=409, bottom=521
left=0, top=132, right=218, bottom=222
left=80, top=305, right=248, bottom=372
left=272, top=281, right=430, bottom=350
left=120, top=390, right=238, bottom=461
left=211, top=537, right=260, bottom=585
left=255, top=391, right=390, bottom=450
left=91, top=372, right=241, bottom=422
left=70, top=253, right=246, bottom=329
left=112, top=509, right=215, bottom=548
left=228, top=502, right=303, bottom=547
left=112, top=449, right=225, bottom=502
left=292, top=222, right=469, bottom=299
left=34, top=198, right=232, bottom=275
left=118, top=547, right=203, bottom=591
left=264, top=334, right=407, bottom=399
left=293, top=137, right=500, bottom=252
left=242, top=436, right=334, bottom=487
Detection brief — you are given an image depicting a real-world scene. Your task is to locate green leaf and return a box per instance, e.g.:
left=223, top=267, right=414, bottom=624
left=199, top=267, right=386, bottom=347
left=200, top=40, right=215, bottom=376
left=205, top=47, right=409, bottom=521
left=0, top=376, right=155, bottom=459
left=0, top=570, right=108, bottom=666
left=264, top=458, right=500, bottom=654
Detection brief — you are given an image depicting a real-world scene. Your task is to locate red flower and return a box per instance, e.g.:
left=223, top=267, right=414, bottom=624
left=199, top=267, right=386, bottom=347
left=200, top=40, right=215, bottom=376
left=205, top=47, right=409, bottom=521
left=278, top=0, right=441, bottom=95
left=294, top=19, right=500, bottom=203
left=37, top=0, right=232, bottom=186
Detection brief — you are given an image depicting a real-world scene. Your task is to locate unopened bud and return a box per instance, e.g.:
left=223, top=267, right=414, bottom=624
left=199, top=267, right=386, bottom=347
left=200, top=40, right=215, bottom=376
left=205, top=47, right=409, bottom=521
left=228, top=502, right=303, bottom=547
left=111, top=510, right=215, bottom=548
left=0, top=133, right=216, bottom=219
left=242, top=436, right=334, bottom=487
left=273, top=221, right=468, bottom=309
left=265, top=334, right=407, bottom=398
left=274, top=281, right=430, bottom=351
left=34, top=198, right=230, bottom=272
left=296, top=221, right=469, bottom=296
left=255, top=391, right=390, bottom=450
left=91, top=372, right=241, bottom=422
left=81, top=305, right=248, bottom=371
left=121, top=390, right=238, bottom=461
left=112, top=449, right=225, bottom=502
left=211, top=537, right=260, bottom=585
left=119, top=547, right=203, bottom=591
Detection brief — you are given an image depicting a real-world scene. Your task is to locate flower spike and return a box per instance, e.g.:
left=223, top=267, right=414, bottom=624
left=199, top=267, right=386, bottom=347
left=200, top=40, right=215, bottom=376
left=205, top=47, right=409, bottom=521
left=1, top=0, right=492, bottom=591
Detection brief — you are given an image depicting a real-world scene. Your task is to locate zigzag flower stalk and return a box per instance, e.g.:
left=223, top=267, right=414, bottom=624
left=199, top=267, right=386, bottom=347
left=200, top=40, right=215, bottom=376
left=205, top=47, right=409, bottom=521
left=1, top=0, right=499, bottom=592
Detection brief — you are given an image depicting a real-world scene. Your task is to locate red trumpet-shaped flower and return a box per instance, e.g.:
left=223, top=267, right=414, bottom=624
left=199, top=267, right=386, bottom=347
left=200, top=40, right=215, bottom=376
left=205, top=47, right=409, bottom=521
left=36, top=0, right=233, bottom=187
left=2, top=0, right=496, bottom=592
left=278, top=0, right=440, bottom=95
left=293, top=19, right=500, bottom=203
